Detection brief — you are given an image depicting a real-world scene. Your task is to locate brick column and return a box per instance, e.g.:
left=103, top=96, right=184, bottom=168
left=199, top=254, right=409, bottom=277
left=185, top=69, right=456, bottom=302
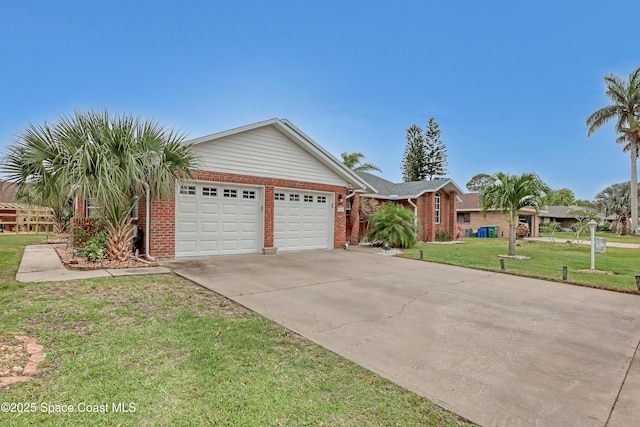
left=263, top=186, right=274, bottom=248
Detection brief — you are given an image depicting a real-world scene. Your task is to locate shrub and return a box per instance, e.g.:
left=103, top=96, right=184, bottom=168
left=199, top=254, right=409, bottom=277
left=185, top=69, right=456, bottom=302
left=79, top=232, right=106, bottom=262
left=539, top=222, right=560, bottom=234
left=435, top=229, right=453, bottom=241
left=368, top=202, right=419, bottom=249
left=71, top=218, right=103, bottom=247
left=598, top=222, right=611, bottom=232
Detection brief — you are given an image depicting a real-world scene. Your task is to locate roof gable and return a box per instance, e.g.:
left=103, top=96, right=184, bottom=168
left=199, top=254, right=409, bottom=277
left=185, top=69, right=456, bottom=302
left=188, top=119, right=374, bottom=192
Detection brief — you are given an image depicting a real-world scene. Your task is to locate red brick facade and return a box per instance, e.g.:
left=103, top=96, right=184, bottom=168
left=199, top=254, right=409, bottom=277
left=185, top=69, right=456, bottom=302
left=349, top=190, right=458, bottom=243
left=145, top=170, right=348, bottom=259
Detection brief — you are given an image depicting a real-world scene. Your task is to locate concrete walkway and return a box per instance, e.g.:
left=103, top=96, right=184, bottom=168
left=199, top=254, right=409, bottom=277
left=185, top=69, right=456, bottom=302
left=525, top=236, right=640, bottom=249
left=16, top=244, right=170, bottom=282
left=166, top=249, right=640, bottom=427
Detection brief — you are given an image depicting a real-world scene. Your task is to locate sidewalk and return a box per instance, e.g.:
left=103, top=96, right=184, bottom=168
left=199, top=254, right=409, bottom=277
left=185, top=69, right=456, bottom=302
left=524, top=236, right=640, bottom=249
left=16, top=245, right=170, bottom=282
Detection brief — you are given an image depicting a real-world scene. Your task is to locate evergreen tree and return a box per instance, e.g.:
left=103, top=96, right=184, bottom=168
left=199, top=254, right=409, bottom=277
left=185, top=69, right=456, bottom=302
left=424, top=118, right=448, bottom=179
left=401, top=124, right=427, bottom=182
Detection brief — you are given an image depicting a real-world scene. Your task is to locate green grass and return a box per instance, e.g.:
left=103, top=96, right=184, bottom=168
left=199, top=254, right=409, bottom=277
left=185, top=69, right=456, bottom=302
left=403, top=238, right=640, bottom=293
left=0, top=235, right=472, bottom=426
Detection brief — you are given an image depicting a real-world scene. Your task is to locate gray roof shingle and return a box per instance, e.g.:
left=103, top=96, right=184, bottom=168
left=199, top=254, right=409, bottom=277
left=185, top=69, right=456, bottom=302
left=356, top=172, right=460, bottom=198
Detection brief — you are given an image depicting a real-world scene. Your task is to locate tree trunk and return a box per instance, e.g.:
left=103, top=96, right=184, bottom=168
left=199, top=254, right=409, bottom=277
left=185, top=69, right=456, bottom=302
left=508, top=224, right=516, bottom=256
left=105, top=216, right=136, bottom=261
left=631, top=139, right=638, bottom=235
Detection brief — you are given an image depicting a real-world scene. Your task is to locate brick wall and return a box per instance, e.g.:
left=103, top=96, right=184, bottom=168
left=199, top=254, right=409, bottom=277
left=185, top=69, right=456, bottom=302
left=458, top=211, right=540, bottom=238
left=147, top=170, right=348, bottom=259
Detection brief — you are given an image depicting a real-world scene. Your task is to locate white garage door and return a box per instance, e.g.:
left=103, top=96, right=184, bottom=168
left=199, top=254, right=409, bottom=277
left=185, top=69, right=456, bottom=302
left=274, top=190, right=333, bottom=251
left=175, top=183, right=262, bottom=257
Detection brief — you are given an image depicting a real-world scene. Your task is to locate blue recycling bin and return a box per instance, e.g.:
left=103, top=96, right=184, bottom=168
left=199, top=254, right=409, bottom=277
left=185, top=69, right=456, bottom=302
left=477, top=227, right=488, bottom=238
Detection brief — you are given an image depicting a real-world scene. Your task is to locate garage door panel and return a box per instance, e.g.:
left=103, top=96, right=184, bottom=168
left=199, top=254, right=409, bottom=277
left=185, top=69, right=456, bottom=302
left=176, top=240, right=197, bottom=254
left=222, top=222, right=238, bottom=233
left=201, top=240, right=219, bottom=252
left=201, top=203, right=218, bottom=215
left=222, top=204, right=239, bottom=215
left=274, top=190, right=333, bottom=251
left=201, top=222, right=218, bottom=233
left=179, top=202, right=197, bottom=215
left=177, top=221, right=197, bottom=233
left=176, top=184, right=261, bottom=257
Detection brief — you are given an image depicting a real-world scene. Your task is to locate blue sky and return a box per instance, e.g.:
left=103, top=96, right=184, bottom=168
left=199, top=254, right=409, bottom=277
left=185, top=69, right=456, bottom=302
left=0, top=1, right=637, bottom=200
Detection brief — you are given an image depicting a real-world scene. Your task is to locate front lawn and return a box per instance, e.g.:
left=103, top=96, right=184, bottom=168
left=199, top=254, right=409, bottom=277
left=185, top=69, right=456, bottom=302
left=0, top=235, right=472, bottom=426
left=403, top=238, right=640, bottom=293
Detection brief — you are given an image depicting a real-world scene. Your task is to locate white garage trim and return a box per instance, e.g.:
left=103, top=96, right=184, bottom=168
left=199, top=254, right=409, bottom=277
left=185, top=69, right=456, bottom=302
left=274, top=188, right=334, bottom=251
left=175, top=181, right=263, bottom=257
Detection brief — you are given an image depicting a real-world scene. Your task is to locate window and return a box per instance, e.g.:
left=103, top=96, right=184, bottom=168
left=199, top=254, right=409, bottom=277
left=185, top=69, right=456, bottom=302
left=243, top=190, right=256, bottom=199
left=223, top=189, right=237, bottom=198
left=274, top=192, right=285, bottom=201
left=457, top=212, right=470, bottom=223
left=202, top=187, right=217, bottom=197
left=317, top=195, right=327, bottom=204
left=85, top=199, right=100, bottom=218
left=435, top=192, right=441, bottom=224
left=179, top=185, right=196, bottom=195
left=289, top=194, right=300, bottom=202
left=304, top=195, right=314, bottom=203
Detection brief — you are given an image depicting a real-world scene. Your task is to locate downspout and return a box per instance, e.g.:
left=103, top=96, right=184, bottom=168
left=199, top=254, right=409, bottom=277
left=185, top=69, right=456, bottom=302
left=143, top=184, right=156, bottom=261
left=406, top=198, right=418, bottom=224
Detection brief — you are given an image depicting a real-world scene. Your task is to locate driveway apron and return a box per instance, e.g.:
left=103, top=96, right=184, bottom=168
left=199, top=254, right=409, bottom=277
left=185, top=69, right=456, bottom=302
left=166, top=249, right=640, bottom=427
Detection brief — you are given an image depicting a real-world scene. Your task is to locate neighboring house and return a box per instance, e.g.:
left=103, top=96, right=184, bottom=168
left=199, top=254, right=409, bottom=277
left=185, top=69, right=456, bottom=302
left=352, top=172, right=464, bottom=242
left=539, top=205, right=614, bottom=231
left=0, top=181, right=54, bottom=233
left=457, top=193, right=541, bottom=238
left=123, top=118, right=374, bottom=259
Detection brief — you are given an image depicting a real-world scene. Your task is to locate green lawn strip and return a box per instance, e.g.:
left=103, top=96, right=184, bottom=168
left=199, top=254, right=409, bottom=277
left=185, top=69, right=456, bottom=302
left=403, top=239, right=640, bottom=293
left=1, top=236, right=473, bottom=426
left=0, top=234, right=50, bottom=284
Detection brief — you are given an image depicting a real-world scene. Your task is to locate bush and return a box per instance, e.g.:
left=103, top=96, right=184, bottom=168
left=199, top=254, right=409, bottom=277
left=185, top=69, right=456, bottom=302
left=435, top=229, right=453, bottom=241
left=539, top=222, right=560, bottom=234
left=79, top=232, right=106, bottom=262
left=598, top=222, right=611, bottom=232
left=368, top=202, right=419, bottom=249
left=72, top=218, right=103, bottom=247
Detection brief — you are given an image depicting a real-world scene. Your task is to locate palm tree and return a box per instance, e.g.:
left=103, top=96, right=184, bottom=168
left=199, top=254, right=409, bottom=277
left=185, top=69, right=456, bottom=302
left=368, top=202, right=419, bottom=249
left=586, top=66, right=640, bottom=234
left=3, top=109, right=197, bottom=260
left=341, top=151, right=382, bottom=173
left=595, top=181, right=639, bottom=234
left=480, top=172, right=549, bottom=256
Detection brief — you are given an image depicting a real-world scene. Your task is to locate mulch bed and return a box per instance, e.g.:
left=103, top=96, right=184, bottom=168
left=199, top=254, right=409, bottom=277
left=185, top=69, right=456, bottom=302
left=55, top=246, right=160, bottom=271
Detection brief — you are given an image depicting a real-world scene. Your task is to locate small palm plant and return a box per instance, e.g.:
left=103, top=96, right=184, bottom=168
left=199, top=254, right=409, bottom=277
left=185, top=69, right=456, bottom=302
left=368, top=202, right=419, bottom=249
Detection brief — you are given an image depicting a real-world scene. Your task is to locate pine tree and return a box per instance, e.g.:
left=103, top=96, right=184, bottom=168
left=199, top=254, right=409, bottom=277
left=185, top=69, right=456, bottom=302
left=401, top=124, right=427, bottom=182
left=424, top=117, right=448, bottom=179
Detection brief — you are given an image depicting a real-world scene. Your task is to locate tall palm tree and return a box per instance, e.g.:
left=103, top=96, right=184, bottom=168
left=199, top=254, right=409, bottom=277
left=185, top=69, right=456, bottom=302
left=341, top=151, right=382, bottom=173
left=586, top=66, right=640, bottom=234
left=480, top=172, right=549, bottom=256
left=3, top=109, right=197, bottom=260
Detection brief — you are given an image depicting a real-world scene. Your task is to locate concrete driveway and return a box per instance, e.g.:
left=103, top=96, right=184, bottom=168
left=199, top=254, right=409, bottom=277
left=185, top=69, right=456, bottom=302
left=165, top=248, right=640, bottom=427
